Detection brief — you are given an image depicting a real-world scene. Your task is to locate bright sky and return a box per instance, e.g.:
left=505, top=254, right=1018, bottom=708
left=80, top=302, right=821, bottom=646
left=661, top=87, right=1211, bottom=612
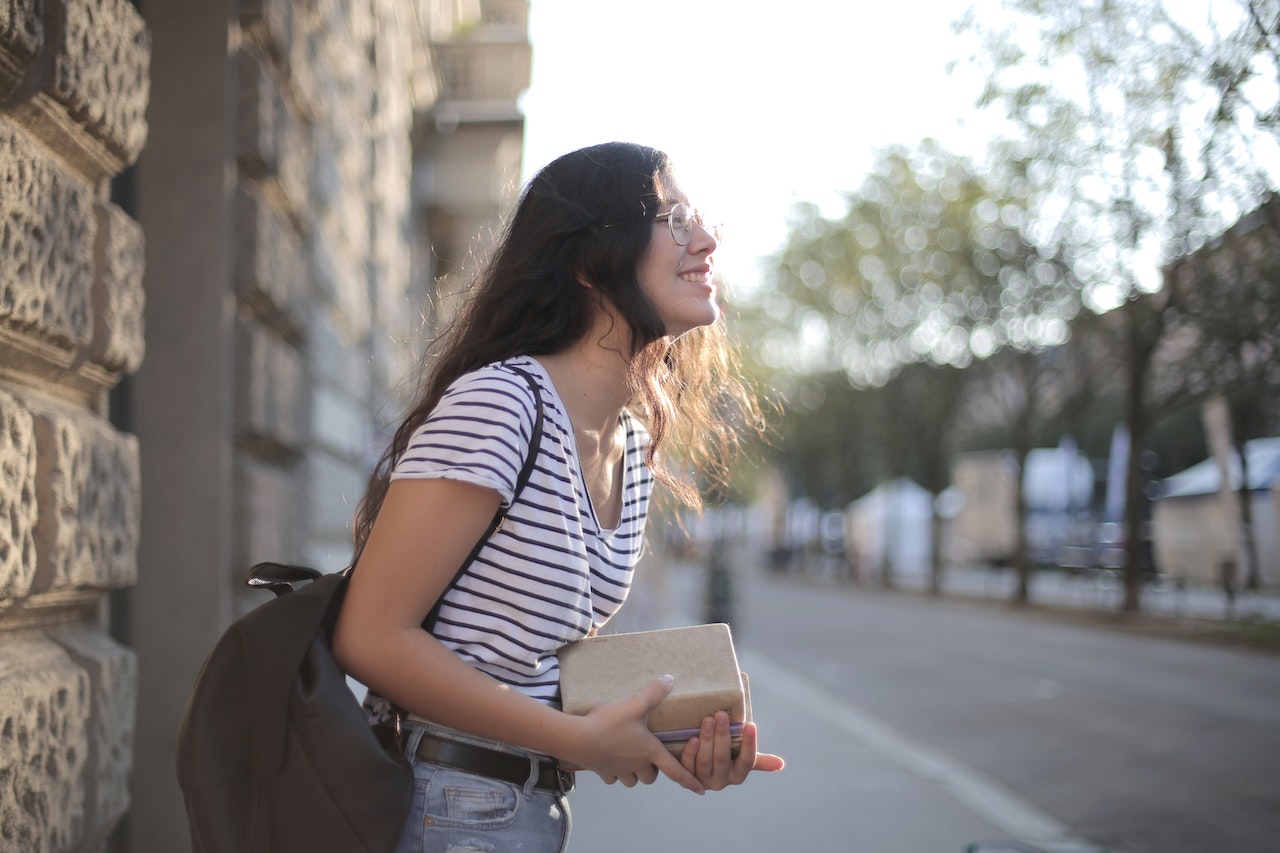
left=520, top=0, right=1011, bottom=295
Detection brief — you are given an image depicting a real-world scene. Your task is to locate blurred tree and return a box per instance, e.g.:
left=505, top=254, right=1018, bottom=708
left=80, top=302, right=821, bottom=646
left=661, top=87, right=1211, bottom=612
left=1168, top=195, right=1280, bottom=589
left=954, top=344, right=1086, bottom=602
left=766, top=371, right=881, bottom=508
left=956, top=0, right=1280, bottom=611
left=880, top=362, right=970, bottom=593
left=753, top=141, right=1078, bottom=592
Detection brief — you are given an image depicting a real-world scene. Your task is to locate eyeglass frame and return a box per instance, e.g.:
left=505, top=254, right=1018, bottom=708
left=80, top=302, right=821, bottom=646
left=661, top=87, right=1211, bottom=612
left=654, top=203, right=723, bottom=246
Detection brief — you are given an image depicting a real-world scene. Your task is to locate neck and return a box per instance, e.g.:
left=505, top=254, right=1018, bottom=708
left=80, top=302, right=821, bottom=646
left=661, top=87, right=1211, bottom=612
left=535, top=339, right=633, bottom=436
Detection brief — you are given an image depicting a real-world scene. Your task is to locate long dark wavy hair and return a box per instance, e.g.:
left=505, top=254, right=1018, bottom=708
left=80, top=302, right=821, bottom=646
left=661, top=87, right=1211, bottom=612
left=352, top=142, right=762, bottom=555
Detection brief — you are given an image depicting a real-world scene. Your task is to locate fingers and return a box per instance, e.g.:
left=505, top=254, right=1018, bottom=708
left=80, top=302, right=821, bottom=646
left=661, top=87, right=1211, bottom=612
left=653, top=741, right=706, bottom=795
left=742, top=722, right=786, bottom=772
left=693, top=713, right=723, bottom=782
left=680, top=734, right=700, bottom=775
left=578, top=675, right=700, bottom=792
left=681, top=712, right=736, bottom=791
left=708, top=712, right=740, bottom=787
left=683, top=715, right=787, bottom=790
left=729, top=717, right=757, bottom=783
left=614, top=764, right=660, bottom=788
left=630, top=674, right=675, bottom=714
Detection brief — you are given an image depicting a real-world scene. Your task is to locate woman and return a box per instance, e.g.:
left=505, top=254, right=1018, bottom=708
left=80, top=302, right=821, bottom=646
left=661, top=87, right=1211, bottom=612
left=334, top=141, right=784, bottom=853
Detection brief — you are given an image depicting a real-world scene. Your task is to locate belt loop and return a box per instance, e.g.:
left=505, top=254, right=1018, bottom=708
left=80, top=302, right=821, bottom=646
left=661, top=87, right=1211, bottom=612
left=401, top=720, right=426, bottom=761
left=556, top=767, right=574, bottom=796
left=522, top=754, right=541, bottom=797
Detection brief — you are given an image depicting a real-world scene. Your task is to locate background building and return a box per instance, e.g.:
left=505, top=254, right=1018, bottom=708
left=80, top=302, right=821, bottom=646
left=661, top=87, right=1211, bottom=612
left=0, top=1, right=531, bottom=850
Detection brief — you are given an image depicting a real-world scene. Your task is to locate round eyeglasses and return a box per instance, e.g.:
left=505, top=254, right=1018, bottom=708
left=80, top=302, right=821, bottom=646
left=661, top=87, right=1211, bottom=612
left=655, top=203, right=723, bottom=246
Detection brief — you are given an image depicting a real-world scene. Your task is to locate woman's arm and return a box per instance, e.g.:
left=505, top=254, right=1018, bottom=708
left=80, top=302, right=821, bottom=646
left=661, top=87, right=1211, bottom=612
left=332, top=478, right=705, bottom=793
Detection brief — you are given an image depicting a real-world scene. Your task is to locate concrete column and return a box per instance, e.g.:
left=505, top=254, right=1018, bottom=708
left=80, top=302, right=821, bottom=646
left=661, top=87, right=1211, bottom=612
left=130, top=3, right=236, bottom=850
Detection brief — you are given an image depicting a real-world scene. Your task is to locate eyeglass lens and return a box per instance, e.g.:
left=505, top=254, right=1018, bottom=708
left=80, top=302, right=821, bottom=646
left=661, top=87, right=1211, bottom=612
left=667, top=204, right=721, bottom=245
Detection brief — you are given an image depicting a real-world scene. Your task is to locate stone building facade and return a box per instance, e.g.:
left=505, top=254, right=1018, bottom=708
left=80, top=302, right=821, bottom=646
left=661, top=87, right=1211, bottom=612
left=0, top=1, right=530, bottom=850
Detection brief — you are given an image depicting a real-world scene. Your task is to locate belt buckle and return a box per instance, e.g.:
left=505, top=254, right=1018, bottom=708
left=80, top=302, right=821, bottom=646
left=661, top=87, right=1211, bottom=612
left=555, top=767, right=575, bottom=795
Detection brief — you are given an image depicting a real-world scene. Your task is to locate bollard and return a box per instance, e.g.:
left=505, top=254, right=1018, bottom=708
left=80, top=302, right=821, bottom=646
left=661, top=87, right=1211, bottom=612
left=705, top=534, right=734, bottom=627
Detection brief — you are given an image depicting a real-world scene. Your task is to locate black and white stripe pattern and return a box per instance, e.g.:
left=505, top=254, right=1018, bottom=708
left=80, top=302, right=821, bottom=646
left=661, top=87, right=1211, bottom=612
left=390, top=355, right=653, bottom=707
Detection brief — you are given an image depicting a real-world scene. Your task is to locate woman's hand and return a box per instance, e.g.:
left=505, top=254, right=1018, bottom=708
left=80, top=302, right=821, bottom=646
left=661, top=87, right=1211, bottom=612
left=566, top=676, right=707, bottom=795
left=679, top=711, right=786, bottom=791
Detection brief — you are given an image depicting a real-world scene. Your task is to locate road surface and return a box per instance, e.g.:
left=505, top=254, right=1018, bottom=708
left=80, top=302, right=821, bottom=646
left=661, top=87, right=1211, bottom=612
left=565, top=554, right=1280, bottom=853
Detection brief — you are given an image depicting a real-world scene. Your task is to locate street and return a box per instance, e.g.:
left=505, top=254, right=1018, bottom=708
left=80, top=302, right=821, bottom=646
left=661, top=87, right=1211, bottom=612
left=566, top=554, right=1280, bottom=853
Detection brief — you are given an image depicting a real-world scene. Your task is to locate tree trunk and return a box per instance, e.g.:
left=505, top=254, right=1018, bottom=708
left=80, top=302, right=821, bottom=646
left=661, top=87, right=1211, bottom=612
left=1120, top=311, right=1152, bottom=614
left=1011, top=359, right=1035, bottom=606
left=880, top=485, right=895, bottom=590
left=1012, top=447, right=1032, bottom=604
left=1235, top=438, right=1261, bottom=590
left=929, top=501, right=945, bottom=595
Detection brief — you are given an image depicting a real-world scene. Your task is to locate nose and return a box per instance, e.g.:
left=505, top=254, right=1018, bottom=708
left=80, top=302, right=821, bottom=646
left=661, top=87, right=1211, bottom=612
left=689, top=220, right=718, bottom=253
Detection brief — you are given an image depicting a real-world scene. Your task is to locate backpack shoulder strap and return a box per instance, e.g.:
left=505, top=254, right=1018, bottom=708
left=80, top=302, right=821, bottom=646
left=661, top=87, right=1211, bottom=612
left=501, top=364, right=545, bottom=513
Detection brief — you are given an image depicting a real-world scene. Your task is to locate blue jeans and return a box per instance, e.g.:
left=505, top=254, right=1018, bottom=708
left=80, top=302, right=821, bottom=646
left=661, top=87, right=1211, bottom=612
left=394, top=722, right=571, bottom=853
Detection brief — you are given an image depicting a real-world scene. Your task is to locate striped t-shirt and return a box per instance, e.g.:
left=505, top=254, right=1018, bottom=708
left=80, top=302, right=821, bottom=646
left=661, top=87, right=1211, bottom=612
left=388, top=355, right=653, bottom=708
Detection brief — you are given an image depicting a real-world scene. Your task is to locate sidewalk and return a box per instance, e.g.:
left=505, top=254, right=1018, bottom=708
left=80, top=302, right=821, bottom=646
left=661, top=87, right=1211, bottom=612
left=793, top=557, right=1280, bottom=623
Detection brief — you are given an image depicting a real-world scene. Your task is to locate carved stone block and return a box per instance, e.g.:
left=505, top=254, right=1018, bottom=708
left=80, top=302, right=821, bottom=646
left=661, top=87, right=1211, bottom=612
left=308, top=309, right=367, bottom=400
left=235, top=185, right=304, bottom=328
left=0, top=637, right=90, bottom=853
left=240, top=0, right=294, bottom=78
left=237, top=47, right=281, bottom=178
left=0, top=0, right=41, bottom=101
left=0, top=387, right=37, bottom=602
left=307, top=449, right=368, bottom=543
left=237, top=47, right=311, bottom=216
left=311, top=232, right=372, bottom=338
left=275, top=103, right=312, bottom=223
left=233, top=456, right=302, bottom=573
left=31, top=402, right=140, bottom=592
left=0, top=122, right=95, bottom=354
left=50, top=0, right=150, bottom=167
left=90, top=201, right=145, bottom=374
left=312, top=384, right=372, bottom=463
left=50, top=626, right=137, bottom=844
left=235, top=319, right=306, bottom=452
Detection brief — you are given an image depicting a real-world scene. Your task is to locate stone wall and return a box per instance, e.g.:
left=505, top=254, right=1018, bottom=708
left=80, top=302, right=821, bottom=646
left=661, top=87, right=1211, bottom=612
left=0, top=0, right=149, bottom=850
left=2, top=1, right=527, bottom=849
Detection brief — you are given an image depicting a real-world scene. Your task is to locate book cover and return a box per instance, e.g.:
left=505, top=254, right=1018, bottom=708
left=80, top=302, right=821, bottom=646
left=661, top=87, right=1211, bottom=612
left=558, top=623, right=751, bottom=759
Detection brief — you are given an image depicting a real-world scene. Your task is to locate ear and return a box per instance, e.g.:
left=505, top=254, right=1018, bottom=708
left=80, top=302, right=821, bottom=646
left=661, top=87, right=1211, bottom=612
left=576, top=273, right=596, bottom=290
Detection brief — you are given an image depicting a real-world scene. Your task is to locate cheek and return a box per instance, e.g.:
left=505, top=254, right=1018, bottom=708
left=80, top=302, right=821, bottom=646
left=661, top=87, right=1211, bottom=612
left=635, top=255, right=675, bottom=297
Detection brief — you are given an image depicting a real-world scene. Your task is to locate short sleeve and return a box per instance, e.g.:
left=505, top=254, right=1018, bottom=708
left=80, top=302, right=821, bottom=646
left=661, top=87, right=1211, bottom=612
left=391, top=365, right=538, bottom=505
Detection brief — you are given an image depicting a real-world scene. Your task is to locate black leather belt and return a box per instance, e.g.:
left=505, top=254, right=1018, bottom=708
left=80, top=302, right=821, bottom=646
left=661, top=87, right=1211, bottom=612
left=411, top=731, right=575, bottom=794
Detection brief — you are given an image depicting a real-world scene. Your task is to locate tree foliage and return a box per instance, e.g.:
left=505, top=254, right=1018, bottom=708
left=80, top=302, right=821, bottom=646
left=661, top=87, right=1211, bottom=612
left=761, top=140, right=1079, bottom=390
left=957, top=0, right=1280, bottom=308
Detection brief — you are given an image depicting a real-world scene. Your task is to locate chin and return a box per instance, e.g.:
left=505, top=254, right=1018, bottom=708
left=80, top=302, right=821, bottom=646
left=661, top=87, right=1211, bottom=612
left=667, top=311, right=720, bottom=339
